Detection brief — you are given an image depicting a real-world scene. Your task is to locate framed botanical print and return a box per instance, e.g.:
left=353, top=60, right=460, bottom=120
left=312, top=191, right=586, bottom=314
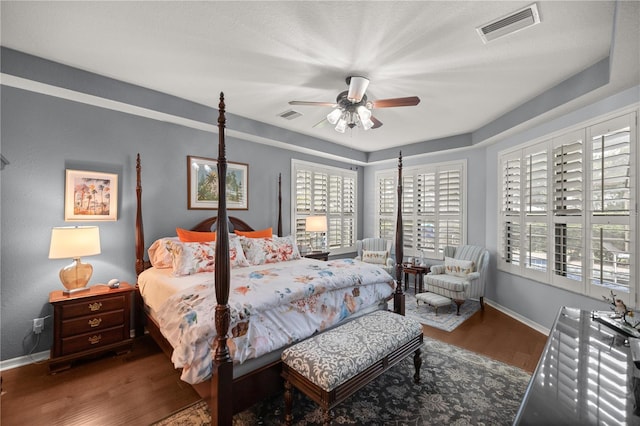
left=65, top=169, right=118, bottom=221
left=187, top=155, right=249, bottom=210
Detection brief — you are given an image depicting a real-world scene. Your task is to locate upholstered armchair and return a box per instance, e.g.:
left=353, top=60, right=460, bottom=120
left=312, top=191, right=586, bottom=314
left=423, top=245, right=489, bottom=315
left=355, top=238, right=394, bottom=276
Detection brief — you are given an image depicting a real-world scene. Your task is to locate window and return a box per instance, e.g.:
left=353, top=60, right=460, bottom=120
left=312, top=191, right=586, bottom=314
left=498, top=112, right=637, bottom=305
left=375, top=161, right=465, bottom=259
left=292, top=160, right=357, bottom=254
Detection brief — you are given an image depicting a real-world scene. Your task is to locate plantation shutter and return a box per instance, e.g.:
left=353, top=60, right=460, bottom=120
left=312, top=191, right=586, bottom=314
left=293, top=160, right=357, bottom=255
left=552, top=132, right=584, bottom=288
left=376, top=173, right=396, bottom=241
left=524, top=148, right=548, bottom=275
left=437, top=168, right=462, bottom=251
left=500, top=154, right=521, bottom=267
left=417, top=172, right=436, bottom=256
left=588, top=115, right=633, bottom=302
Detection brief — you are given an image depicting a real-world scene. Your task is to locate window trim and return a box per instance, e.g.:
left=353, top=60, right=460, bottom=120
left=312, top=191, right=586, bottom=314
left=375, top=159, right=467, bottom=260
left=291, top=159, right=358, bottom=255
left=497, top=109, right=637, bottom=306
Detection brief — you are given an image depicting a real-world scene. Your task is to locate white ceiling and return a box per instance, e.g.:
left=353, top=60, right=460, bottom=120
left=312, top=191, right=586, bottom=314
left=2, top=1, right=639, bottom=153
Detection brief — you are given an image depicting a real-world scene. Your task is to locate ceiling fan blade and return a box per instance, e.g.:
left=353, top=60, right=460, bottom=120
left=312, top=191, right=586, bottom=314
left=289, top=100, right=337, bottom=107
left=313, top=118, right=329, bottom=128
left=371, top=116, right=383, bottom=129
left=371, top=96, right=421, bottom=108
left=347, top=76, right=369, bottom=103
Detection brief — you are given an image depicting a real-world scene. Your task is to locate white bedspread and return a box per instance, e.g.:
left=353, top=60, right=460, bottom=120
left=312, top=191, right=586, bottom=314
left=140, top=258, right=394, bottom=384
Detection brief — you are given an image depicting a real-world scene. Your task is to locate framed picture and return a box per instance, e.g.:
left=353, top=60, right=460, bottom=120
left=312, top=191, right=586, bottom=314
left=187, top=155, right=249, bottom=210
left=65, top=169, right=118, bottom=221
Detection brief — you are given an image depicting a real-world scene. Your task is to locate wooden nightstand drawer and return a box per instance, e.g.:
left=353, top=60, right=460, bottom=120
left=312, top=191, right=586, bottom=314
left=60, top=309, right=124, bottom=337
left=60, top=326, right=125, bottom=356
left=59, top=295, right=126, bottom=319
left=49, top=283, right=134, bottom=372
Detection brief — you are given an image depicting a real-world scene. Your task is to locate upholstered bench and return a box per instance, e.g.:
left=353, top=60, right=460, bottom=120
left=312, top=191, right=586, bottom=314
left=415, top=291, right=451, bottom=315
left=281, top=310, right=423, bottom=426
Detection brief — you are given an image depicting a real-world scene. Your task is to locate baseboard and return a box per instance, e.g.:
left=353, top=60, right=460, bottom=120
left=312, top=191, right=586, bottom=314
left=0, top=350, right=49, bottom=371
left=1, top=329, right=137, bottom=372
left=485, top=298, right=550, bottom=336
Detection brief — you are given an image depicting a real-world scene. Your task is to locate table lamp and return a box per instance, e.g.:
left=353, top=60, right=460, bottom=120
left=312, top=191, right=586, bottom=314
left=48, top=226, right=101, bottom=295
left=305, top=216, right=327, bottom=252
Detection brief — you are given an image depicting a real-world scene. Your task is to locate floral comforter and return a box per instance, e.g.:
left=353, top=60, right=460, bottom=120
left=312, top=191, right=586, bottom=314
left=155, top=258, right=394, bottom=384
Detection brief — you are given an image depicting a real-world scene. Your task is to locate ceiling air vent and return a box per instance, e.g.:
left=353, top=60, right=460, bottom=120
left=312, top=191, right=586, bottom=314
left=278, top=110, right=302, bottom=120
left=477, top=3, right=540, bottom=44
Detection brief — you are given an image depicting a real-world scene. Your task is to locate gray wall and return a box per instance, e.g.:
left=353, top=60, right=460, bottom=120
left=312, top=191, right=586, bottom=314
left=0, top=73, right=363, bottom=362
left=484, top=86, right=640, bottom=330
left=2, top=45, right=639, bottom=362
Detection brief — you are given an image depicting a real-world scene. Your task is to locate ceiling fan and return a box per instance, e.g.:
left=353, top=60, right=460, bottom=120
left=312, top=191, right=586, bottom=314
left=289, top=76, right=420, bottom=133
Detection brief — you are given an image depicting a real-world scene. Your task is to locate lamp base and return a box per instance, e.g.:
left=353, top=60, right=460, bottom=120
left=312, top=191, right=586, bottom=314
left=59, top=258, right=93, bottom=294
left=63, top=286, right=92, bottom=296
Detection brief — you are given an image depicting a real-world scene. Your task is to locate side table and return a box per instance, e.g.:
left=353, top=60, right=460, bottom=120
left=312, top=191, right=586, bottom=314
left=402, top=264, right=430, bottom=294
left=49, top=282, right=134, bottom=373
left=303, top=251, right=330, bottom=261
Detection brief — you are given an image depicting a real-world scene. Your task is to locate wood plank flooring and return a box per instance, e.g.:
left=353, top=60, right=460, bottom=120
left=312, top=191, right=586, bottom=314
left=0, top=304, right=546, bottom=425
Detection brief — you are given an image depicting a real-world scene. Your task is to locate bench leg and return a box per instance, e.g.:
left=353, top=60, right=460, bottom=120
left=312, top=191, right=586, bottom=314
left=284, top=379, right=293, bottom=426
left=480, top=296, right=485, bottom=310
left=413, top=348, right=422, bottom=383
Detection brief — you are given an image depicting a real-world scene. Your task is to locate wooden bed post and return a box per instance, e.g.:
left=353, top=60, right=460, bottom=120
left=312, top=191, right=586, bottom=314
left=212, top=92, right=233, bottom=425
left=135, top=154, right=145, bottom=277
left=394, top=152, right=405, bottom=315
left=277, top=173, right=283, bottom=237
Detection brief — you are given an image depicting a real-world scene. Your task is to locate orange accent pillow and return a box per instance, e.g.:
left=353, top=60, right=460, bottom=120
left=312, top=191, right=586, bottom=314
left=176, top=228, right=216, bottom=242
left=234, top=227, right=272, bottom=238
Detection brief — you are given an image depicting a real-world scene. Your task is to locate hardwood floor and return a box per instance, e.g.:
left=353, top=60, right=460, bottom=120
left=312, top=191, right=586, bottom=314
left=0, top=304, right=547, bottom=426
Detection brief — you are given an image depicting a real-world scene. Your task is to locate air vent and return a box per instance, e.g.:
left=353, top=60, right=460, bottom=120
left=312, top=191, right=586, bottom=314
left=477, top=3, right=540, bottom=43
left=278, top=110, right=302, bottom=120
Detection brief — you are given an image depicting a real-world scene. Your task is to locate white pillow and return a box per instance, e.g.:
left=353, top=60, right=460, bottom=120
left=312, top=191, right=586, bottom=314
left=148, top=237, right=179, bottom=268
left=444, top=257, right=474, bottom=277
left=361, top=250, right=388, bottom=265
left=166, top=238, right=249, bottom=276
left=240, top=235, right=301, bottom=265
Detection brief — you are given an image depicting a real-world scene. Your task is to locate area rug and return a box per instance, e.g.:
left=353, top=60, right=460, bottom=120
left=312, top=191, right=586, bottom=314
left=152, top=336, right=531, bottom=425
left=403, top=288, right=480, bottom=332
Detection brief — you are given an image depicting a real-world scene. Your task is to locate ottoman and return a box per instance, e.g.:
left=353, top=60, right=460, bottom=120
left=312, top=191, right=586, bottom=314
left=415, top=292, right=451, bottom=315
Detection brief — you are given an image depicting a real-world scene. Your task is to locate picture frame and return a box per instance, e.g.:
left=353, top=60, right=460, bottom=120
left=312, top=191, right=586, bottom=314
left=187, top=155, right=249, bottom=210
left=64, top=169, right=118, bottom=221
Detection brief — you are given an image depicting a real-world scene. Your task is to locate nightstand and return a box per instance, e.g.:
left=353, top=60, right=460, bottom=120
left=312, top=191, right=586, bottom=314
left=49, top=282, right=134, bottom=373
left=303, top=251, right=330, bottom=261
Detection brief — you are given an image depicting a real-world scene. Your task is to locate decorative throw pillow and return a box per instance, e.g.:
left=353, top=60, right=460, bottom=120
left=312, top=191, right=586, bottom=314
left=148, top=237, right=180, bottom=268
left=361, top=250, right=388, bottom=265
left=176, top=227, right=216, bottom=242
left=444, top=257, right=475, bottom=278
left=241, top=235, right=301, bottom=265
left=234, top=227, right=273, bottom=238
left=166, top=238, right=249, bottom=276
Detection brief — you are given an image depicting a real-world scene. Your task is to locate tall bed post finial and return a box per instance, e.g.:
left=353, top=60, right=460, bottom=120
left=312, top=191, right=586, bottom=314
left=394, top=151, right=405, bottom=315
left=277, top=173, right=283, bottom=237
left=212, top=91, right=233, bottom=424
left=135, top=153, right=145, bottom=276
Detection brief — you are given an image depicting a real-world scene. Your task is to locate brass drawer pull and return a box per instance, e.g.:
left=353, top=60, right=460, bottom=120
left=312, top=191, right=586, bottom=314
left=88, top=302, right=102, bottom=312
left=88, top=334, right=102, bottom=345
left=88, top=318, right=102, bottom=328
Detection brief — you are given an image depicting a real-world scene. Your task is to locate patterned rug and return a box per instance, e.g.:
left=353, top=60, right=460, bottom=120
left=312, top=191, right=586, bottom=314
left=403, top=288, right=480, bottom=332
left=152, top=336, right=531, bottom=425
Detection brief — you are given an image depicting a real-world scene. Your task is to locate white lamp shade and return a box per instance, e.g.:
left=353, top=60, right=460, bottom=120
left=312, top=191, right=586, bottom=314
left=305, top=216, right=327, bottom=232
left=49, top=226, right=101, bottom=259
left=335, top=118, right=347, bottom=133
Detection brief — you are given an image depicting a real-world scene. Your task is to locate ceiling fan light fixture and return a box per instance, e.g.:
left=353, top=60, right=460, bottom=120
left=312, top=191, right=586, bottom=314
left=335, top=118, right=347, bottom=133
left=327, top=108, right=342, bottom=125
left=346, top=76, right=369, bottom=103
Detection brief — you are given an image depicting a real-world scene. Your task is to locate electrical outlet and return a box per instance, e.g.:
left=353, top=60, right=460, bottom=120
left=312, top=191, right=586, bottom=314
left=33, top=318, right=44, bottom=334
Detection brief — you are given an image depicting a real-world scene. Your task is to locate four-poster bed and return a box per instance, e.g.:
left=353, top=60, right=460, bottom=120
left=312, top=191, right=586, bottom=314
left=133, top=93, right=406, bottom=424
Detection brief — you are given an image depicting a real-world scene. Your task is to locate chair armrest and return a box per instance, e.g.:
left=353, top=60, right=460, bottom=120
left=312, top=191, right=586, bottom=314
left=429, top=264, right=446, bottom=275
left=386, top=258, right=394, bottom=268
left=466, top=272, right=480, bottom=280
